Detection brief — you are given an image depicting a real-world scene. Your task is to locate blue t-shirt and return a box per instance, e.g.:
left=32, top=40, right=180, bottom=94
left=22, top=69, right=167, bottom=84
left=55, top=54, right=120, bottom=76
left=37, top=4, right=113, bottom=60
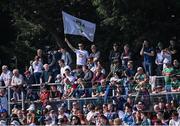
left=144, top=47, right=154, bottom=63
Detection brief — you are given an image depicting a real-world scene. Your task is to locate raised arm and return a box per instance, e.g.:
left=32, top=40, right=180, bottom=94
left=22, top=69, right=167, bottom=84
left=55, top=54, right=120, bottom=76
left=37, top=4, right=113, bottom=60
left=65, top=38, right=76, bottom=52
left=140, top=43, right=145, bottom=56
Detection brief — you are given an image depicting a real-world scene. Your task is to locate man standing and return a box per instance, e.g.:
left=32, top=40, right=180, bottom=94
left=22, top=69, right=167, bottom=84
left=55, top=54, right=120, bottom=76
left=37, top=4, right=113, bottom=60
left=65, top=38, right=89, bottom=67
left=58, top=47, right=72, bottom=67
left=0, top=65, right=12, bottom=86
left=140, top=40, right=155, bottom=76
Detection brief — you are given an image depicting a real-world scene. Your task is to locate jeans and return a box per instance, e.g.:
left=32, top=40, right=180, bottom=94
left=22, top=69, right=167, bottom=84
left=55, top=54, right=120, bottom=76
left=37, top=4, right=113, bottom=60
left=156, top=64, right=163, bottom=76
left=165, top=84, right=172, bottom=102
left=34, top=72, right=42, bottom=84
left=143, top=62, right=153, bottom=76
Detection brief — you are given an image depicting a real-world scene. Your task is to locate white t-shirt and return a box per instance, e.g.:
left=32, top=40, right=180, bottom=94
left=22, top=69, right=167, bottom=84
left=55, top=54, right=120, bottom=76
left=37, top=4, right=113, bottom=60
left=155, top=51, right=164, bottom=64
left=74, top=50, right=89, bottom=65
left=11, top=74, right=24, bottom=86
left=66, top=75, right=76, bottom=83
left=32, top=61, right=43, bottom=73
left=169, top=118, right=180, bottom=126
left=86, top=111, right=95, bottom=122
left=118, top=110, right=125, bottom=119
left=0, top=70, right=12, bottom=86
left=60, top=65, right=71, bottom=78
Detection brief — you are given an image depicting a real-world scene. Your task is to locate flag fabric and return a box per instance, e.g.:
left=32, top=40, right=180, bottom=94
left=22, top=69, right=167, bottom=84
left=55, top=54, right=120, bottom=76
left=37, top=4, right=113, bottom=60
left=62, top=11, right=96, bottom=42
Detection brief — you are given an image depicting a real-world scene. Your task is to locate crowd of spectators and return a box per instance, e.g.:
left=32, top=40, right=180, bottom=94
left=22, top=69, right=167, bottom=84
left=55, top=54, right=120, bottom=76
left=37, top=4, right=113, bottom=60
left=0, top=38, right=179, bottom=125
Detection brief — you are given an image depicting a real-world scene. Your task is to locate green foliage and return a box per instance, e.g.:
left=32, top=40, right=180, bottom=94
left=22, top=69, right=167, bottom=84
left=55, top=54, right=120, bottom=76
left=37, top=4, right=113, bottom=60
left=0, top=0, right=179, bottom=69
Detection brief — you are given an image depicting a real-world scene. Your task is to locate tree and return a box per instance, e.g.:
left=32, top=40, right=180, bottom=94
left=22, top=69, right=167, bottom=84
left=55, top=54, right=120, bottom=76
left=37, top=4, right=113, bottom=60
left=0, top=0, right=179, bottom=68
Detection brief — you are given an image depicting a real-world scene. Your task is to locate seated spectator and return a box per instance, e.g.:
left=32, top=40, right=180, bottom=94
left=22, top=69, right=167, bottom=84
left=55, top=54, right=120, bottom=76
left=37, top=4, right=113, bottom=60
left=86, top=56, right=95, bottom=70
left=10, top=114, right=22, bottom=125
left=0, top=89, right=8, bottom=111
left=102, top=103, right=108, bottom=116
left=135, top=85, right=150, bottom=110
left=40, top=64, right=52, bottom=84
left=70, top=115, right=81, bottom=125
left=82, top=65, right=93, bottom=87
left=134, top=110, right=142, bottom=125
left=49, top=110, right=58, bottom=125
left=39, top=86, right=50, bottom=106
left=86, top=103, right=96, bottom=124
left=162, top=63, right=174, bottom=92
left=91, top=60, right=106, bottom=75
left=124, top=96, right=134, bottom=108
left=58, top=59, right=71, bottom=78
left=74, top=78, right=87, bottom=98
left=57, top=107, right=69, bottom=125
left=135, top=101, right=146, bottom=111
left=110, top=72, right=121, bottom=85
left=173, top=59, right=180, bottom=75
left=169, top=111, right=180, bottom=126
left=71, top=65, right=84, bottom=79
left=11, top=69, right=24, bottom=87
left=113, top=118, right=122, bottom=125
left=11, top=69, right=24, bottom=102
left=134, top=67, right=150, bottom=91
left=26, top=104, right=36, bottom=125
left=140, top=111, right=151, bottom=126
left=152, top=85, right=164, bottom=93
left=124, top=60, right=135, bottom=79
left=114, top=83, right=124, bottom=96
left=91, top=82, right=99, bottom=97
left=26, top=86, right=39, bottom=101
left=76, top=109, right=88, bottom=125
left=155, top=111, right=168, bottom=126
left=16, top=109, right=26, bottom=125
left=49, top=85, right=61, bottom=99
left=0, top=65, right=12, bottom=86
left=124, top=74, right=136, bottom=94
left=55, top=74, right=64, bottom=96
left=11, top=86, right=21, bottom=102
left=91, top=67, right=105, bottom=85
left=64, top=69, right=76, bottom=83
left=134, top=67, right=148, bottom=85
left=171, top=100, right=179, bottom=111
left=122, top=105, right=134, bottom=125
left=106, top=103, right=118, bottom=120
left=171, top=75, right=180, bottom=92
left=24, top=70, right=35, bottom=86
left=98, top=79, right=108, bottom=97
left=107, top=59, right=123, bottom=79
left=62, top=78, right=73, bottom=98
left=98, top=115, right=109, bottom=126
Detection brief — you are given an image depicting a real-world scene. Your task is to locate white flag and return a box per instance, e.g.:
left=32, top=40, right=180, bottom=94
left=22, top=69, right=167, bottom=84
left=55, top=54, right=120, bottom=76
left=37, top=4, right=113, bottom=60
left=62, top=11, right=96, bottom=42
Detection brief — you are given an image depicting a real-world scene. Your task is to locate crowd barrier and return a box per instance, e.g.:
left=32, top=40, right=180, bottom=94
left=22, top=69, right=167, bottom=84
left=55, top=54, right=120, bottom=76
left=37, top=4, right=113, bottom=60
left=2, top=75, right=180, bottom=115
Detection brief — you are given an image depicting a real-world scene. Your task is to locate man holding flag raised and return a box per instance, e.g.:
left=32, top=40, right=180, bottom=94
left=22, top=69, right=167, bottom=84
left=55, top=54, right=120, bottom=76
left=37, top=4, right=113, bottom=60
left=62, top=11, right=96, bottom=67
left=65, top=38, right=89, bottom=67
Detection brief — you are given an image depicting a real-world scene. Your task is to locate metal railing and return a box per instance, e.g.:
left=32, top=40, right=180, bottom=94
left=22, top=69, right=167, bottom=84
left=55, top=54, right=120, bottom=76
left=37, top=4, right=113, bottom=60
left=4, top=75, right=180, bottom=115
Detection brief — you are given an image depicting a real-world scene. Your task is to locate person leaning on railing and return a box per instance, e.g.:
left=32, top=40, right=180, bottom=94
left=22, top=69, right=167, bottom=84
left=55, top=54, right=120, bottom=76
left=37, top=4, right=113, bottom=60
left=162, top=62, right=174, bottom=92
left=39, top=85, right=50, bottom=107
left=171, top=75, right=180, bottom=92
